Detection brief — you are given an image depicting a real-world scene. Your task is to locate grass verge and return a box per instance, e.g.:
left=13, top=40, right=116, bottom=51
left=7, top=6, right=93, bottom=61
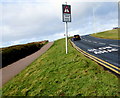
left=90, top=29, right=120, bottom=40
left=2, top=38, right=119, bottom=96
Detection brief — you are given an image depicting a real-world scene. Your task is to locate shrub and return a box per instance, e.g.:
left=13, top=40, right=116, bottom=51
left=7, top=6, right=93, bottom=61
left=1, top=40, right=48, bottom=68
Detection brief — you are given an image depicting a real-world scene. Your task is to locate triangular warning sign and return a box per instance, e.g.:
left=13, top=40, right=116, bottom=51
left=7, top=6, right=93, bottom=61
left=64, top=5, right=70, bottom=14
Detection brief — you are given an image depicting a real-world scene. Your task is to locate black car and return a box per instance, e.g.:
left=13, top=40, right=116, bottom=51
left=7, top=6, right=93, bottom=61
left=72, top=35, right=81, bottom=41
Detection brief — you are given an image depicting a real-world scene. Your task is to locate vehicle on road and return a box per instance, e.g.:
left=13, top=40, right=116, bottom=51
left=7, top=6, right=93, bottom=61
left=72, top=35, right=81, bottom=41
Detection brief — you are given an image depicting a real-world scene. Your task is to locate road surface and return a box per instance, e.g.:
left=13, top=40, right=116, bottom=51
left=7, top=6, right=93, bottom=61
left=71, top=35, right=120, bottom=74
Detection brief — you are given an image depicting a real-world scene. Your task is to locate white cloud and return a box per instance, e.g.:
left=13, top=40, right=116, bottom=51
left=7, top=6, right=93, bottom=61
left=0, top=1, right=118, bottom=47
left=1, top=0, right=119, bottom=3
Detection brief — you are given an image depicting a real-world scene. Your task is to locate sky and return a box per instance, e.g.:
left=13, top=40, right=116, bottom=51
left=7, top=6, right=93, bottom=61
left=0, top=0, right=119, bottom=47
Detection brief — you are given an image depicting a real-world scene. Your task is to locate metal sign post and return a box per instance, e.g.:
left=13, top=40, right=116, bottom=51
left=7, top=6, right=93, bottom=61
left=65, top=22, right=68, bottom=54
left=62, top=3, right=71, bottom=54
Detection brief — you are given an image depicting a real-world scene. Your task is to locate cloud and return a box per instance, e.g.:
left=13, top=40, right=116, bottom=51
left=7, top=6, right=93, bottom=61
left=1, top=0, right=119, bottom=3
left=0, top=1, right=118, bottom=47
left=2, top=3, right=64, bottom=41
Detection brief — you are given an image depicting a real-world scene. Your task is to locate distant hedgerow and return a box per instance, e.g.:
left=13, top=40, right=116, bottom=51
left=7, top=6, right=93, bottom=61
left=1, top=40, right=48, bottom=68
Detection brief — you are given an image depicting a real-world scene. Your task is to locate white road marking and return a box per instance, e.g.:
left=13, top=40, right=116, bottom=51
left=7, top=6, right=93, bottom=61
left=88, top=40, right=91, bottom=42
left=109, top=44, right=120, bottom=47
left=88, top=46, right=118, bottom=54
left=98, top=46, right=112, bottom=50
left=99, top=43, right=106, bottom=45
left=88, top=49, right=97, bottom=52
left=93, top=41, right=97, bottom=43
left=94, top=50, right=108, bottom=54
left=83, top=40, right=120, bottom=48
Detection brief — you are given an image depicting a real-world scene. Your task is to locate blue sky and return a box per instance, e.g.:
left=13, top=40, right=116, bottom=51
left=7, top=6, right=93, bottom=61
left=0, top=0, right=119, bottom=47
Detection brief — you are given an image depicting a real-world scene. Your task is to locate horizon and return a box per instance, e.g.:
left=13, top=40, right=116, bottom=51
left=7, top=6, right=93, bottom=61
left=0, top=0, right=118, bottom=47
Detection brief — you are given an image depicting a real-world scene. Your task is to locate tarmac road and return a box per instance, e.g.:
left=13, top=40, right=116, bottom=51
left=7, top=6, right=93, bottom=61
left=72, top=35, right=120, bottom=74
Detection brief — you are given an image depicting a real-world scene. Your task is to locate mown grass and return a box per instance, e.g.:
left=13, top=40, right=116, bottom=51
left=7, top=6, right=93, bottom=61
left=2, top=38, right=119, bottom=96
left=90, top=29, right=120, bottom=40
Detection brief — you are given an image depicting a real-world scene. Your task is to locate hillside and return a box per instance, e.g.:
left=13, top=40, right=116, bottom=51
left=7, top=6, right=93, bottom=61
left=90, top=29, right=120, bottom=40
left=2, top=38, right=119, bottom=96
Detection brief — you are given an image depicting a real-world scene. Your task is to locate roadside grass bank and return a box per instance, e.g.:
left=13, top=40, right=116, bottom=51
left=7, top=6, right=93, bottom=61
left=90, top=29, right=120, bottom=40
left=2, top=38, right=119, bottom=96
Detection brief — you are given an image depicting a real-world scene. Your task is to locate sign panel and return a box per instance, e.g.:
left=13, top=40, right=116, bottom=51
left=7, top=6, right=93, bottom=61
left=62, top=5, right=71, bottom=22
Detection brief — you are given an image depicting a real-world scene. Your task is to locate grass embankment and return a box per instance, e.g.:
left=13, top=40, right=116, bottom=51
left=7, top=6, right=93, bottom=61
left=2, top=39, right=119, bottom=96
left=91, top=29, right=120, bottom=40
left=1, top=40, right=48, bottom=68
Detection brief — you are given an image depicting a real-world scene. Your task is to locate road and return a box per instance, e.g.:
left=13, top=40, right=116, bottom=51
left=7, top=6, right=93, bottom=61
left=71, top=35, right=120, bottom=74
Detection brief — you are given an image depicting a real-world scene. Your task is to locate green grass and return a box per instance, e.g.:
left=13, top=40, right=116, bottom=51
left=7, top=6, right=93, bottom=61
left=90, top=29, right=120, bottom=40
left=2, top=39, right=119, bottom=96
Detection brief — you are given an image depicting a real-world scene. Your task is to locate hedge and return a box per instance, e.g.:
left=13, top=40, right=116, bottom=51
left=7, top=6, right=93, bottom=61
left=1, top=40, right=48, bottom=68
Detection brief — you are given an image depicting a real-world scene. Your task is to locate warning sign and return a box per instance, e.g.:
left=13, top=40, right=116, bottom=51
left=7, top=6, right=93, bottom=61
left=62, top=4, right=71, bottom=22
left=64, top=5, right=70, bottom=14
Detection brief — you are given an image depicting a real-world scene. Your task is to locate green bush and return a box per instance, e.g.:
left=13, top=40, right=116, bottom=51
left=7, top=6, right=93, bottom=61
left=1, top=41, right=48, bottom=68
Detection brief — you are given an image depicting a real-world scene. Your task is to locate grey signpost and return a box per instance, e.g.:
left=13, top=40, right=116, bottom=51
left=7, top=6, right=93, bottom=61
left=62, top=3, right=71, bottom=54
